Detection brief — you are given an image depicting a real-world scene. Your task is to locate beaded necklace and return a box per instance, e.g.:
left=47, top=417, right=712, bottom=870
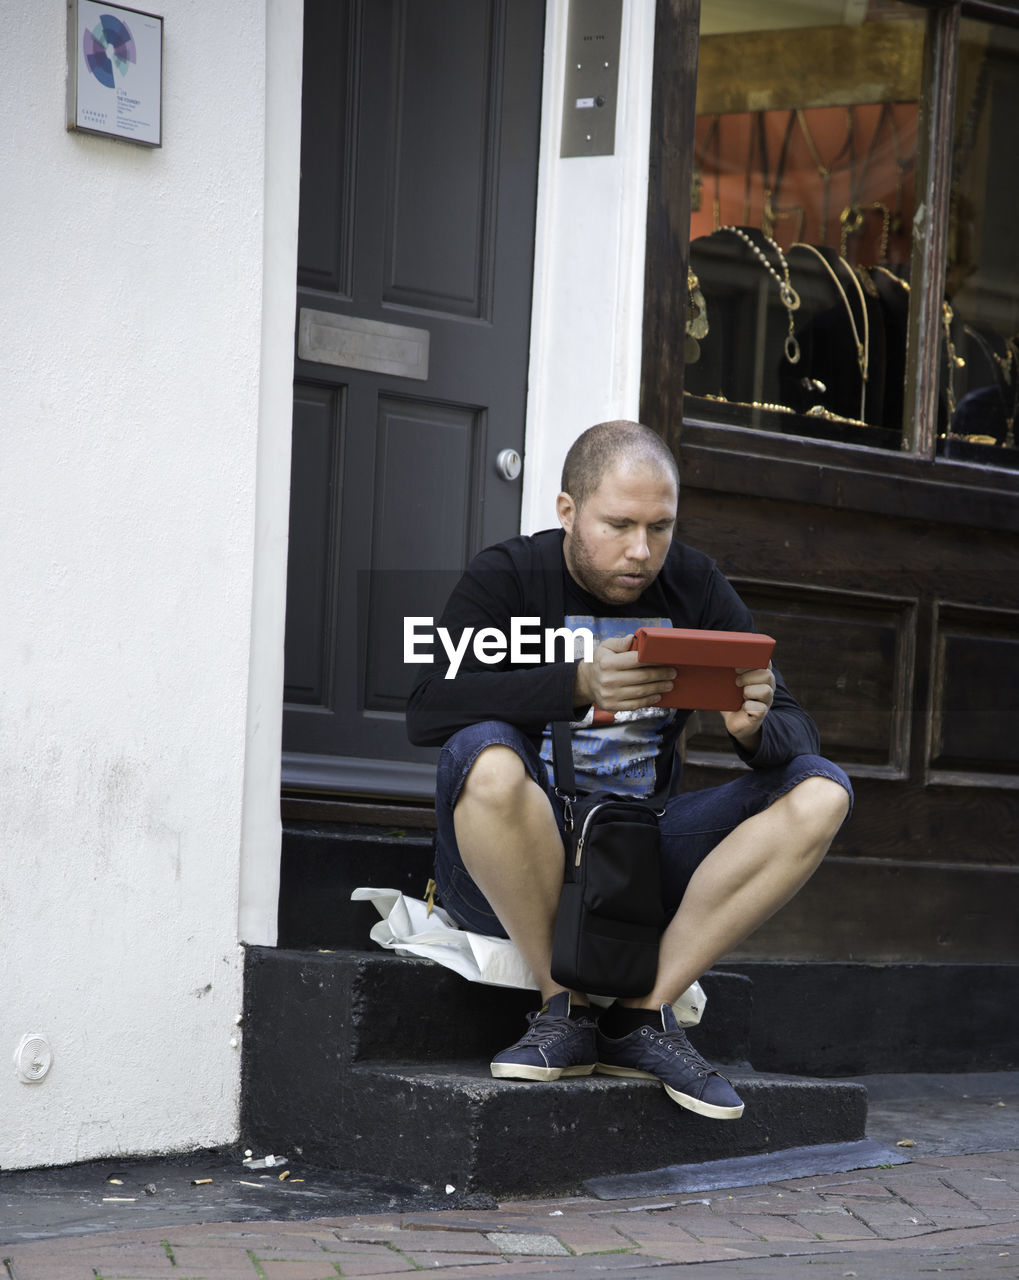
left=717, top=225, right=801, bottom=365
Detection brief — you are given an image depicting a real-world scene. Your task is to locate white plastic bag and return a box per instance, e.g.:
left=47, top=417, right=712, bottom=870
left=351, top=886, right=705, bottom=1025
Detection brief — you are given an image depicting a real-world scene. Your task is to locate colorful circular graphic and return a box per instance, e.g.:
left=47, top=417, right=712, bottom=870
left=83, top=13, right=137, bottom=89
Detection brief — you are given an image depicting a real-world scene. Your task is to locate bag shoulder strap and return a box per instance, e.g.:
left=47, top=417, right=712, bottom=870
left=539, top=534, right=577, bottom=798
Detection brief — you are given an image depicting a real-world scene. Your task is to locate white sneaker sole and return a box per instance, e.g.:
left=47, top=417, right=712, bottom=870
left=596, top=1063, right=744, bottom=1119
left=490, top=1062, right=596, bottom=1081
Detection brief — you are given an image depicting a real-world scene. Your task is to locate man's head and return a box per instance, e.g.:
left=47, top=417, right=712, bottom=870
left=556, top=421, right=679, bottom=604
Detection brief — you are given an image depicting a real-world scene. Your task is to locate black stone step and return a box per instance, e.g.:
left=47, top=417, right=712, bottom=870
left=247, top=1057, right=866, bottom=1198
left=242, top=948, right=751, bottom=1068
left=720, top=961, right=1019, bottom=1075
left=240, top=947, right=866, bottom=1197
left=278, top=822, right=434, bottom=949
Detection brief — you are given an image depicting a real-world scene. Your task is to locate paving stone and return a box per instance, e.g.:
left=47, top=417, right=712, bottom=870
left=168, top=1244, right=262, bottom=1269
left=252, top=1245, right=346, bottom=1262
left=127, top=1271, right=260, bottom=1280
left=939, top=1169, right=1019, bottom=1207
left=313, top=1253, right=415, bottom=1276
left=78, top=1271, right=180, bottom=1280
left=892, top=1174, right=988, bottom=1207
left=619, top=1211, right=758, bottom=1244
left=403, top=1251, right=515, bottom=1268
left=484, top=1231, right=571, bottom=1255
left=348, top=1259, right=664, bottom=1277
left=834, top=1198, right=939, bottom=1239
left=711, top=1189, right=833, bottom=1214
left=789, top=1207, right=879, bottom=1240
left=258, top=1261, right=345, bottom=1280
left=400, top=1214, right=548, bottom=1235
left=312, top=1238, right=410, bottom=1255
left=606, top=1215, right=703, bottom=1245
left=338, top=1227, right=501, bottom=1253
left=3, top=1262, right=106, bottom=1280
left=817, top=1178, right=898, bottom=1199
left=53, top=1248, right=176, bottom=1280
left=632, top=1239, right=762, bottom=1263
left=542, top=1222, right=632, bottom=1253
left=718, top=1213, right=820, bottom=1241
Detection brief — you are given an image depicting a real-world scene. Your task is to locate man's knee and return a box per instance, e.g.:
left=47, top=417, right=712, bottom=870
left=778, top=775, right=851, bottom=841
left=457, top=744, right=532, bottom=815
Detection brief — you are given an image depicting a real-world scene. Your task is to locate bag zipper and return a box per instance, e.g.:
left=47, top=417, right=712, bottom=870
left=574, top=801, right=657, bottom=867
left=575, top=802, right=612, bottom=867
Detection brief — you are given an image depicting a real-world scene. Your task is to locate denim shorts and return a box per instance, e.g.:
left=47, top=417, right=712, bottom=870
left=433, top=719, right=853, bottom=938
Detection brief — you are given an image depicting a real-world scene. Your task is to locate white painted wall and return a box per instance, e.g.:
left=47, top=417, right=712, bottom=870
left=0, top=0, right=299, bottom=1169
left=520, top=0, right=657, bottom=533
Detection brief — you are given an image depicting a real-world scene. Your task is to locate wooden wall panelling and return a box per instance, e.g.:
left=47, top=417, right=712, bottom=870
left=674, top=483, right=1019, bottom=871
left=928, top=601, right=1019, bottom=785
left=686, top=580, right=917, bottom=777
left=727, top=857, right=1019, bottom=963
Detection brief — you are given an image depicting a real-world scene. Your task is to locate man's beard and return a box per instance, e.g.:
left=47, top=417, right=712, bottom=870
left=565, top=529, right=656, bottom=604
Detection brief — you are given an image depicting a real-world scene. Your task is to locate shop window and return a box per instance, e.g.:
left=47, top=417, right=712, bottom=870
left=938, top=15, right=1019, bottom=466
left=684, top=0, right=926, bottom=449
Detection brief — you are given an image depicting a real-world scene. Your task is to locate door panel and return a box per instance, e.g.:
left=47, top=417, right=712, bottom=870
left=284, top=383, right=345, bottom=708
left=283, top=0, right=544, bottom=791
left=383, top=1, right=499, bottom=315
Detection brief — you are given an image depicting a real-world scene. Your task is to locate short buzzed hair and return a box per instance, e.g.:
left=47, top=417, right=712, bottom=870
left=560, top=420, right=679, bottom=509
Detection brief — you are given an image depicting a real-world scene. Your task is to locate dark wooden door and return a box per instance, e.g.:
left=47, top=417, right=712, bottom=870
left=283, top=0, right=544, bottom=796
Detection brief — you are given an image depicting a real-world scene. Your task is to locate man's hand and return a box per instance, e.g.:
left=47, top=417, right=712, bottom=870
left=573, top=634, right=676, bottom=712
left=721, top=665, right=775, bottom=751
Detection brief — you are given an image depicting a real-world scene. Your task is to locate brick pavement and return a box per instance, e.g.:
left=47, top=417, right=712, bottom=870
left=4, top=1150, right=1018, bottom=1279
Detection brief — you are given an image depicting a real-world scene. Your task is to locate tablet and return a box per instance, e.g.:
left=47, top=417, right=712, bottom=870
left=631, top=626, right=776, bottom=712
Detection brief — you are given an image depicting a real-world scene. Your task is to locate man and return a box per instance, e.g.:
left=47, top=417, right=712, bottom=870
left=406, top=420, right=851, bottom=1121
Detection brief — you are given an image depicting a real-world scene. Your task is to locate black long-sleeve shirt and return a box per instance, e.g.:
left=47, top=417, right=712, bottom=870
left=406, top=529, right=819, bottom=793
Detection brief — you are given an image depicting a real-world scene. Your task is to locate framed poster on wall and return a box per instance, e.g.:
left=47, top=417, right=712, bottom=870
left=67, top=1, right=163, bottom=147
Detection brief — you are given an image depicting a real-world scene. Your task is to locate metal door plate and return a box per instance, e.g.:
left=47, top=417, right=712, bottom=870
left=298, top=309, right=430, bottom=380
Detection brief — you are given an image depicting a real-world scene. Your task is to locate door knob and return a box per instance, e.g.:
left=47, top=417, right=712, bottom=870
left=496, top=448, right=522, bottom=481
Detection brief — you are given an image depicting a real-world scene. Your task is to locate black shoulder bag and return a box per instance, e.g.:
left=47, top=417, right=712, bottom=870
left=549, top=723, right=668, bottom=997
left=541, top=537, right=671, bottom=997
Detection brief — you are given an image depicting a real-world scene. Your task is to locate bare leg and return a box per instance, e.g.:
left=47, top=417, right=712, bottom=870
left=621, top=776, right=850, bottom=1009
left=453, top=745, right=582, bottom=1003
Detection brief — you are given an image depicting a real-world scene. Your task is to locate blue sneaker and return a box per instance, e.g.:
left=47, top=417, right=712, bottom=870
left=490, top=992, right=598, bottom=1081
left=596, top=1003, right=744, bottom=1119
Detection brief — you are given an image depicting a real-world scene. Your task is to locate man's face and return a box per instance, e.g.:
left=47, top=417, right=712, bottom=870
left=557, top=461, right=678, bottom=604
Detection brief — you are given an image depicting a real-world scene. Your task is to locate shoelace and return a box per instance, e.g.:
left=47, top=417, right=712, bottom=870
left=520, top=1008, right=581, bottom=1046
left=642, top=1026, right=716, bottom=1078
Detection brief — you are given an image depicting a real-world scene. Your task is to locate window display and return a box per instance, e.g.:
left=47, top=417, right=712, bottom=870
left=675, top=0, right=937, bottom=455
left=938, top=16, right=1019, bottom=462
left=682, top=0, right=1018, bottom=470
left=684, top=0, right=924, bottom=447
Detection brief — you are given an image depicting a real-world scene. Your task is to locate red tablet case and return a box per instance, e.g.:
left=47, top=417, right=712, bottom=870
left=631, top=627, right=775, bottom=712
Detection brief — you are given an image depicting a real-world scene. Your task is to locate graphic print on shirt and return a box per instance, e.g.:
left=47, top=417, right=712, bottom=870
left=541, top=615, right=675, bottom=798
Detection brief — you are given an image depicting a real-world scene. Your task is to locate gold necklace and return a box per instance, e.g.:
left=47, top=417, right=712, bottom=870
left=792, top=243, right=870, bottom=420
left=941, top=301, right=965, bottom=420
left=717, top=226, right=801, bottom=364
